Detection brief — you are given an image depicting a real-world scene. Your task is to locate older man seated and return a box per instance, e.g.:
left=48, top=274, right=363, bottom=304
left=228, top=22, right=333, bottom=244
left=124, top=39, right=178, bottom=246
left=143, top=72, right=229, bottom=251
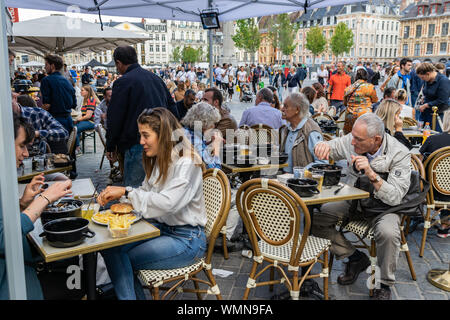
left=312, top=113, right=411, bottom=300
left=239, top=87, right=284, bottom=130
left=279, top=92, right=327, bottom=172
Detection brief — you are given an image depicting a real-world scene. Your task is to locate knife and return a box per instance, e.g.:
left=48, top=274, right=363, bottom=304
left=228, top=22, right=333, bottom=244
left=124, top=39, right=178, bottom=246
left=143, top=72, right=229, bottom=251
left=334, top=183, right=345, bottom=195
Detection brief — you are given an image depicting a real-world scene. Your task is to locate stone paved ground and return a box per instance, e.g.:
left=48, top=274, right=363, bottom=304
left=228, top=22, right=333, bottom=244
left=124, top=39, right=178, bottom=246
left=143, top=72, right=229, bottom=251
left=76, top=79, right=449, bottom=301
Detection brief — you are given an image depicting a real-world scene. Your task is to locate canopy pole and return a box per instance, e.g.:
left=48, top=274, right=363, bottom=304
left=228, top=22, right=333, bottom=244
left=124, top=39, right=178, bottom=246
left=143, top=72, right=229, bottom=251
left=0, top=0, right=27, bottom=299
left=208, top=0, right=213, bottom=88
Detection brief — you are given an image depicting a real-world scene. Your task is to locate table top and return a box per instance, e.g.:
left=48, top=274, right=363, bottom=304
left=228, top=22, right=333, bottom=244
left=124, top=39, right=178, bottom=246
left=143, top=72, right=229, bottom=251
left=278, top=181, right=370, bottom=205
left=18, top=165, right=72, bottom=182
left=28, top=218, right=160, bottom=263
left=18, top=178, right=96, bottom=198
left=222, top=162, right=288, bottom=173
left=402, top=128, right=438, bottom=138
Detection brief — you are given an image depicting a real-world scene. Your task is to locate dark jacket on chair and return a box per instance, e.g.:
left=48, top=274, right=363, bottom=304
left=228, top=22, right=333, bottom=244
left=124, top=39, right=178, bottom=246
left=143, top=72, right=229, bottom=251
left=106, top=63, right=175, bottom=153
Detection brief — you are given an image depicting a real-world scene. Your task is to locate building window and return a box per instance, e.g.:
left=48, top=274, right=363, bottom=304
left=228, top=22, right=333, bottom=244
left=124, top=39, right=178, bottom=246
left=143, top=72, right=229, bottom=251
left=172, top=32, right=175, bottom=40
left=156, top=45, right=160, bottom=52
left=365, top=48, right=367, bottom=56
left=375, top=48, right=378, bottom=56
left=428, top=24, right=435, bottom=37
left=426, top=43, right=433, bottom=55
left=416, top=25, right=422, bottom=38
left=414, top=43, right=421, bottom=56
left=155, top=34, right=159, bottom=41
left=402, top=44, right=408, bottom=56
left=162, top=34, right=165, bottom=41
left=150, top=45, right=153, bottom=52
left=162, top=45, right=166, bottom=52
left=381, top=35, right=384, bottom=43
left=404, top=26, right=410, bottom=38
left=442, top=23, right=449, bottom=36
left=440, top=42, right=447, bottom=54
left=181, top=32, right=184, bottom=40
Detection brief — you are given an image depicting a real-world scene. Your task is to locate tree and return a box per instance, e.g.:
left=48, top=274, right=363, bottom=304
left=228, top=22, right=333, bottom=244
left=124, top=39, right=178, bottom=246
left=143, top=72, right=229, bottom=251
left=330, top=22, right=354, bottom=59
left=267, top=14, right=299, bottom=63
left=182, top=46, right=200, bottom=63
left=306, top=26, right=327, bottom=66
left=232, top=19, right=261, bottom=63
left=267, top=16, right=279, bottom=64
left=171, top=46, right=182, bottom=63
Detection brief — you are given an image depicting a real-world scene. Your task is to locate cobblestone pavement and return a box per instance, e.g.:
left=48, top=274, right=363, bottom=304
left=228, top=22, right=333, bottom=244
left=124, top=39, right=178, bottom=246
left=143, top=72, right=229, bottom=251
left=76, top=80, right=449, bottom=301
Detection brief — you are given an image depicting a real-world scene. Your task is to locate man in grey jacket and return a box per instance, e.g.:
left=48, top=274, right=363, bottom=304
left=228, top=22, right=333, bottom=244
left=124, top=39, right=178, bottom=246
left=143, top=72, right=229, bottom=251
left=312, top=113, right=411, bottom=300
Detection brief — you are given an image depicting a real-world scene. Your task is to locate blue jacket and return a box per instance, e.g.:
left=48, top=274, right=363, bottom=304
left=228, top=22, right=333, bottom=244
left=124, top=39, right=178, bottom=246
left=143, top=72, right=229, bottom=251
left=0, top=213, right=43, bottom=300
left=422, top=72, right=450, bottom=115
left=410, top=70, right=424, bottom=108
left=106, top=63, right=176, bottom=152
left=40, top=72, right=77, bottom=117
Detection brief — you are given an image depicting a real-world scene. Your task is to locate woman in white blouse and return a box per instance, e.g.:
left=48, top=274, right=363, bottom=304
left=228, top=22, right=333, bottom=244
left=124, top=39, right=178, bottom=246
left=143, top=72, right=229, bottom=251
left=97, top=107, right=207, bottom=300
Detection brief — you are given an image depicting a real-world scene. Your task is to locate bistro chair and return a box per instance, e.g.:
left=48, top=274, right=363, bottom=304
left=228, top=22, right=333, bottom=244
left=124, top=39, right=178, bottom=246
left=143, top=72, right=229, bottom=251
left=95, top=124, right=121, bottom=178
left=248, top=124, right=276, bottom=146
left=236, top=178, right=331, bottom=300
left=81, top=129, right=97, bottom=154
left=402, top=117, right=417, bottom=129
left=335, top=109, right=346, bottom=136
left=67, top=126, right=77, bottom=156
left=335, top=155, right=426, bottom=295
left=420, top=146, right=450, bottom=257
left=138, top=168, right=231, bottom=300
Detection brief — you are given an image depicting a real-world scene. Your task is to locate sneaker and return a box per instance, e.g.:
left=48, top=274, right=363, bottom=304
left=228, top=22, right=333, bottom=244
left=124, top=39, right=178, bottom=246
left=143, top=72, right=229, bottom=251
left=75, top=148, right=82, bottom=156
left=437, top=227, right=449, bottom=239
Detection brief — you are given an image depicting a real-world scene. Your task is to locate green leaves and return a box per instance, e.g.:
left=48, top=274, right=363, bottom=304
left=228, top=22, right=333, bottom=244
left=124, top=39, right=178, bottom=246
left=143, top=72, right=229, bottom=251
left=182, top=46, right=201, bottom=63
left=330, top=22, right=354, bottom=58
left=267, top=14, right=299, bottom=59
left=171, top=46, right=182, bottom=63
left=232, top=19, right=261, bottom=55
left=306, top=26, right=327, bottom=62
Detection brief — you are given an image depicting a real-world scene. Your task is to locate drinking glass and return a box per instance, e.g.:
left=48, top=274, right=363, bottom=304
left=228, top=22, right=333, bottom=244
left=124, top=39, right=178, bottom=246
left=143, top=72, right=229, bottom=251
left=311, top=171, right=324, bottom=192
left=293, top=166, right=305, bottom=179
left=22, top=158, right=33, bottom=174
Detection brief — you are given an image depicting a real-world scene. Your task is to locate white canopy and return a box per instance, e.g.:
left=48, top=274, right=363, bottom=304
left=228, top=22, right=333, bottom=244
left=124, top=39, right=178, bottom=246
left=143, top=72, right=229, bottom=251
left=1, top=0, right=366, bottom=300
left=18, top=60, right=44, bottom=67
left=9, top=14, right=149, bottom=54
left=6, top=0, right=363, bottom=22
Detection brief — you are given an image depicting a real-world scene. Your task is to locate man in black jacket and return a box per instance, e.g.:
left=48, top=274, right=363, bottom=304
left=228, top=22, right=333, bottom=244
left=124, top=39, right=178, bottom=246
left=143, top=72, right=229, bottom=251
left=106, top=46, right=175, bottom=187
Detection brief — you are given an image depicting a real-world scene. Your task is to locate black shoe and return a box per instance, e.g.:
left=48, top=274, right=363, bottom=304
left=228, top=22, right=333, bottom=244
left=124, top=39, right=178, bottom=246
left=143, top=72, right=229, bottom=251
left=372, top=287, right=391, bottom=300
left=213, top=239, right=244, bottom=253
left=300, top=279, right=325, bottom=300
left=337, top=254, right=371, bottom=285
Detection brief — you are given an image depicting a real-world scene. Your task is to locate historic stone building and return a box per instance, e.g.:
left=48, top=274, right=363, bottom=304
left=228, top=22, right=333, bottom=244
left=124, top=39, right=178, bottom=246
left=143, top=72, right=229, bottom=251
left=399, top=0, right=450, bottom=61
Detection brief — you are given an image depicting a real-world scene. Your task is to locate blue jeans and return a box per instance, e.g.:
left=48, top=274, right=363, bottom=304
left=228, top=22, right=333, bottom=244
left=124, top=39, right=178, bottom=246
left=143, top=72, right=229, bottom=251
left=123, top=144, right=146, bottom=188
left=277, top=86, right=284, bottom=102
left=75, top=120, right=95, bottom=147
left=54, top=116, right=74, bottom=136
left=101, top=221, right=207, bottom=300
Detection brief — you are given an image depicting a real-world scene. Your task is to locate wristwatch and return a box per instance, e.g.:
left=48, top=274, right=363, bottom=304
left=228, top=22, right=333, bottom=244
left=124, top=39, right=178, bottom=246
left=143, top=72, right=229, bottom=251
left=124, top=186, right=133, bottom=198
left=369, top=174, right=381, bottom=183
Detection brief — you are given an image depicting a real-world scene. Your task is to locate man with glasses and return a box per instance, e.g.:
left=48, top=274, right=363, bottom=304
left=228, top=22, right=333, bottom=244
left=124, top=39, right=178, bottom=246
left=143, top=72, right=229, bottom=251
left=312, top=113, right=411, bottom=300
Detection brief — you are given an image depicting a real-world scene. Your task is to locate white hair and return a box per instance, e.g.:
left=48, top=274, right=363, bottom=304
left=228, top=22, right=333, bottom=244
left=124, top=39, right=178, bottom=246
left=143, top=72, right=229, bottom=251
left=354, top=113, right=385, bottom=137
left=180, top=102, right=221, bottom=130
left=285, top=92, right=309, bottom=119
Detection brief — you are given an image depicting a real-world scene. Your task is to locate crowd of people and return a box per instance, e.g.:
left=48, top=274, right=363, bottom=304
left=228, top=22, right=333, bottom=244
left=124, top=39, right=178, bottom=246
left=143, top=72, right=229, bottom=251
left=2, top=44, right=450, bottom=301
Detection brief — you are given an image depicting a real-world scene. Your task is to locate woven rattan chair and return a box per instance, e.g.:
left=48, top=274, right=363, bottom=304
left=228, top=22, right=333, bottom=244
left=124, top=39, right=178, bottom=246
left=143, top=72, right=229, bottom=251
left=66, top=126, right=77, bottom=156
left=402, top=117, right=417, bottom=128
left=335, top=155, right=426, bottom=295
left=236, top=178, right=331, bottom=300
left=248, top=124, right=276, bottom=146
left=137, top=168, right=231, bottom=300
left=420, top=146, right=450, bottom=257
left=312, top=112, right=334, bottom=122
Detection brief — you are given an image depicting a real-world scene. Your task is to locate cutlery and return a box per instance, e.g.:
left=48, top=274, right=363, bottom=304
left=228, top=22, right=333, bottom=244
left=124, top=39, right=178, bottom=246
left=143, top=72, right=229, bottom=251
left=334, top=183, right=345, bottom=195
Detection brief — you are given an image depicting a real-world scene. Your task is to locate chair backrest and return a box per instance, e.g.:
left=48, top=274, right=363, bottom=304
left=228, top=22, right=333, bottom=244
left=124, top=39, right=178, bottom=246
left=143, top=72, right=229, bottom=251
left=236, top=178, right=311, bottom=267
left=312, top=112, right=333, bottom=122
left=95, top=124, right=107, bottom=148
left=249, top=124, right=276, bottom=145
left=202, top=168, right=231, bottom=262
left=67, top=126, right=77, bottom=156
left=403, top=117, right=417, bottom=128
left=427, top=149, right=450, bottom=200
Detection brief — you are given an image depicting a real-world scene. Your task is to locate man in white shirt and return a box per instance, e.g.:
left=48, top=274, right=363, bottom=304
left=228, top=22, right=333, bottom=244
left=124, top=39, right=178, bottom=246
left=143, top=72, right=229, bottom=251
left=214, top=65, right=223, bottom=87
left=317, top=64, right=329, bottom=87
left=177, top=67, right=186, bottom=82
left=186, top=67, right=197, bottom=83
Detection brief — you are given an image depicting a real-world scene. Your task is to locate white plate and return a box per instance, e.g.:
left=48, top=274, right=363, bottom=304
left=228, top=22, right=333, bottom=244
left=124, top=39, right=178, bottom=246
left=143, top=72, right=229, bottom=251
left=91, top=210, right=142, bottom=226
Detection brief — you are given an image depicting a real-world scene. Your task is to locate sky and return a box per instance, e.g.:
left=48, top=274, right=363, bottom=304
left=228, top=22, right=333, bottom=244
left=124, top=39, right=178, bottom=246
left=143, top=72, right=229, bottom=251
left=18, top=8, right=158, bottom=23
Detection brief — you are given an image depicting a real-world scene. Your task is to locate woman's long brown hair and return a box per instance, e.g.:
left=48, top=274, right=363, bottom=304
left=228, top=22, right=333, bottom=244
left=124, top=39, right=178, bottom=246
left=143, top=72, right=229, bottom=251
left=137, top=107, right=202, bottom=185
left=82, top=85, right=100, bottom=105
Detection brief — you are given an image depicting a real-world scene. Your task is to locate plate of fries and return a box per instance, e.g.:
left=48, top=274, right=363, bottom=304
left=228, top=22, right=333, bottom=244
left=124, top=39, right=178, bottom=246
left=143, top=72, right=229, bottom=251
left=91, top=209, right=142, bottom=226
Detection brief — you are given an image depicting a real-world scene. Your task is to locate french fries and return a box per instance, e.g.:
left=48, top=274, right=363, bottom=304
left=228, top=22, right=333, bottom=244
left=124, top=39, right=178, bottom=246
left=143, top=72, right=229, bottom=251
left=93, top=210, right=136, bottom=226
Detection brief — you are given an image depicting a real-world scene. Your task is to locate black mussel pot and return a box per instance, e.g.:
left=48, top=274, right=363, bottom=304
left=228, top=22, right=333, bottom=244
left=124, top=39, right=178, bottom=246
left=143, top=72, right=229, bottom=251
left=310, top=164, right=344, bottom=186
left=235, top=155, right=257, bottom=167
left=270, top=152, right=289, bottom=164
left=287, top=178, right=320, bottom=197
left=41, top=199, right=83, bottom=225
left=40, top=217, right=95, bottom=248
left=254, top=144, right=272, bottom=157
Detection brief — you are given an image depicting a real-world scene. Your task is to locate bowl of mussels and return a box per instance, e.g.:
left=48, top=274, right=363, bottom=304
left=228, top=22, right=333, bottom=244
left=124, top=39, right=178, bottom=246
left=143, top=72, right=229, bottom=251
left=40, top=199, right=83, bottom=225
